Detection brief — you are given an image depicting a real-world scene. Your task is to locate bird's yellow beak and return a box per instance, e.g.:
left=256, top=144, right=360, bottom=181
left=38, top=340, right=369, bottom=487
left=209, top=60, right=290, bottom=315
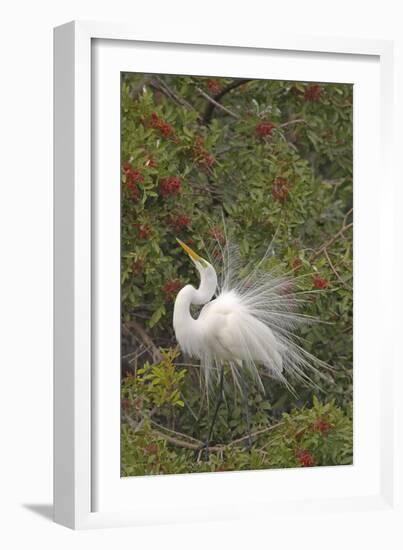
left=176, top=238, right=203, bottom=261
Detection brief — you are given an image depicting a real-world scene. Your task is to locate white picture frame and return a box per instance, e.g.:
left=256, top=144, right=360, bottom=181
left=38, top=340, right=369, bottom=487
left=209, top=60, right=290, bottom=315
left=54, top=20, right=397, bottom=530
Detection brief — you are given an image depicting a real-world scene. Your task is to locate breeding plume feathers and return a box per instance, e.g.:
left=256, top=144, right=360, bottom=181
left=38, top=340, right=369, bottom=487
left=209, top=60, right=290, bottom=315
left=173, top=231, right=331, bottom=396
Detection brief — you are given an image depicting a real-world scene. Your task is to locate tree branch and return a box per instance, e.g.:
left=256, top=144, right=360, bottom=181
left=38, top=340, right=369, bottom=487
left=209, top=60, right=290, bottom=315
left=151, top=76, right=199, bottom=114
left=150, top=419, right=203, bottom=444
left=124, top=412, right=283, bottom=454
left=280, top=118, right=307, bottom=128
left=226, top=422, right=284, bottom=447
left=309, top=215, right=353, bottom=262
left=196, top=86, right=240, bottom=120
left=123, top=320, right=163, bottom=363
left=201, top=78, right=252, bottom=124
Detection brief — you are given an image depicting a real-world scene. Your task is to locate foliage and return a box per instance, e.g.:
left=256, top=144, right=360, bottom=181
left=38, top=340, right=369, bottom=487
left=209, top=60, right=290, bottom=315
left=122, top=361, right=352, bottom=475
left=126, top=348, right=186, bottom=409
left=120, top=74, right=353, bottom=475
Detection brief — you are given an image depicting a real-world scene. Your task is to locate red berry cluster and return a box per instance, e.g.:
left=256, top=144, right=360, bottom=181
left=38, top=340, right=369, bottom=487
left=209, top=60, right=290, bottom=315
left=123, top=162, right=144, bottom=200
left=150, top=112, right=174, bottom=137
left=312, top=275, right=329, bottom=289
left=272, top=177, right=292, bottom=202
left=137, top=224, right=152, bottom=240
left=296, top=449, right=315, bottom=467
left=168, top=214, right=191, bottom=231
left=313, top=418, right=332, bottom=436
left=162, top=279, right=182, bottom=301
left=304, top=84, right=322, bottom=102
left=256, top=121, right=275, bottom=138
left=206, top=79, right=222, bottom=95
left=159, top=176, right=182, bottom=198
left=193, top=136, right=214, bottom=169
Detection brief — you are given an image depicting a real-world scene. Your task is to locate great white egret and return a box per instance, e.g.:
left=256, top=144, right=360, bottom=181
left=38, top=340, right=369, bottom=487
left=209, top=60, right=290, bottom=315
left=173, top=237, right=327, bottom=453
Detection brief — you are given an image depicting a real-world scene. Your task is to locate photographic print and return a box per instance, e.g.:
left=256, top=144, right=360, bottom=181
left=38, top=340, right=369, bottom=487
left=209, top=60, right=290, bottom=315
left=120, top=73, right=353, bottom=476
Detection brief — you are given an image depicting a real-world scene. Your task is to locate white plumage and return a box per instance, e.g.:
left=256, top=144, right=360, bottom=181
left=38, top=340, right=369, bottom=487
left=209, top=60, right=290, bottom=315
left=173, top=238, right=325, bottom=394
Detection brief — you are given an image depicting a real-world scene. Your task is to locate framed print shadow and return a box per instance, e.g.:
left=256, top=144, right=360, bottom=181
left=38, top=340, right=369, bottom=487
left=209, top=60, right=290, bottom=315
left=54, top=21, right=395, bottom=529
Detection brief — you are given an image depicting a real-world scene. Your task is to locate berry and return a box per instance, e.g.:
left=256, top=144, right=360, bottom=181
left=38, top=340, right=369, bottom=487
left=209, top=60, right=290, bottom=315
left=159, top=176, right=182, bottom=197
left=256, top=121, right=275, bottom=138
left=313, top=418, right=332, bottom=435
left=208, top=226, right=225, bottom=245
left=127, top=183, right=140, bottom=200
left=313, top=275, right=329, bottom=289
left=207, top=79, right=222, bottom=95
left=138, top=225, right=152, bottom=240
left=304, top=84, right=322, bottom=102
left=123, top=162, right=144, bottom=201
left=296, top=449, right=315, bottom=467
left=193, top=136, right=215, bottom=169
left=162, top=279, right=182, bottom=301
left=150, top=112, right=174, bottom=137
left=127, top=170, right=144, bottom=185
left=168, top=214, right=191, bottom=231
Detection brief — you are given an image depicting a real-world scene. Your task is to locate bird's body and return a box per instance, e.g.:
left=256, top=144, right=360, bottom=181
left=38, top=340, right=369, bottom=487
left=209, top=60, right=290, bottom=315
left=173, top=239, right=322, bottom=394
left=175, top=289, right=283, bottom=372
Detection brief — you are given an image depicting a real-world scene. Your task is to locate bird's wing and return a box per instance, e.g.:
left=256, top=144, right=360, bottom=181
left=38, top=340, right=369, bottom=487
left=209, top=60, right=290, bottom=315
left=199, top=290, right=285, bottom=381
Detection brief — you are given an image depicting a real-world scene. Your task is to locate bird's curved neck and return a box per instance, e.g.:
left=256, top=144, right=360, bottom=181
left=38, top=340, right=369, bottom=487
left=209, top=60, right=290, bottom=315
left=173, top=266, right=217, bottom=328
left=190, top=266, right=217, bottom=305
left=173, top=264, right=217, bottom=357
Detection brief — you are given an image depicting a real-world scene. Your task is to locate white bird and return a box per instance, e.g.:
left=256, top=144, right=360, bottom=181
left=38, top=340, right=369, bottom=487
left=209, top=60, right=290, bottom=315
left=173, top=238, right=324, bottom=395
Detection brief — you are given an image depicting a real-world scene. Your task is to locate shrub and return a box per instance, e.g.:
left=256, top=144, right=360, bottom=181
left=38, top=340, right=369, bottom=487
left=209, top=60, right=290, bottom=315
left=120, top=74, right=353, bottom=475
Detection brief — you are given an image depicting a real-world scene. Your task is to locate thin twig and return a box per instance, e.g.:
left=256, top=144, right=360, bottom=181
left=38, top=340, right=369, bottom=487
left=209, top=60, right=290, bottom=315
left=310, top=222, right=353, bottom=262
left=280, top=118, right=307, bottom=128
left=153, top=428, right=219, bottom=451
left=152, top=76, right=198, bottom=114
left=227, top=422, right=284, bottom=447
left=125, top=410, right=283, bottom=453
left=196, top=86, right=240, bottom=120
left=323, top=248, right=347, bottom=286
left=150, top=419, right=202, bottom=444
left=123, top=407, right=158, bottom=431
left=123, top=320, right=163, bottom=363
left=202, top=78, right=252, bottom=124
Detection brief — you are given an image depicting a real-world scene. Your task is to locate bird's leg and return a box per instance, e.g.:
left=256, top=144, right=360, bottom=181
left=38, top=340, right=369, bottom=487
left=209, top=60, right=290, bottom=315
left=240, top=376, right=252, bottom=452
left=202, top=364, right=225, bottom=460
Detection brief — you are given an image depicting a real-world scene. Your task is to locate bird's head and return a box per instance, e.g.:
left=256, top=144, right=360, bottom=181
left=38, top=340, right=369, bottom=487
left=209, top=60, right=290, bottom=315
left=175, top=239, right=218, bottom=306
left=176, top=238, right=211, bottom=274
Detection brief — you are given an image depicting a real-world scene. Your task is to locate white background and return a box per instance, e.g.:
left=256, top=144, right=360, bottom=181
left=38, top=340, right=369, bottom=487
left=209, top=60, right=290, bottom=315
left=0, top=0, right=402, bottom=548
